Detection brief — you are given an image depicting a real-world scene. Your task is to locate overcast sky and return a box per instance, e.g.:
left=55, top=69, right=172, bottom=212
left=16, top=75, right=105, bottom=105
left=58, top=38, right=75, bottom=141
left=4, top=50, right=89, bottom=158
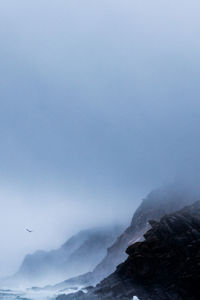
left=0, top=0, right=200, bottom=278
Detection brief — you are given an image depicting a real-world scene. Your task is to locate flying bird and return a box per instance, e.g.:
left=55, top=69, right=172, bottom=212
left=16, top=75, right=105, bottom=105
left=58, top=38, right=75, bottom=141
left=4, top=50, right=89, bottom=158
left=26, top=228, right=33, bottom=233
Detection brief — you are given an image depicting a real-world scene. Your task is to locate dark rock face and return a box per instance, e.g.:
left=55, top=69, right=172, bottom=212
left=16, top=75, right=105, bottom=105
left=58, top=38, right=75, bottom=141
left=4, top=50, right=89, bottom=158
left=58, top=200, right=200, bottom=300
left=92, top=185, right=193, bottom=281
left=55, top=184, right=199, bottom=289
left=117, top=200, right=200, bottom=300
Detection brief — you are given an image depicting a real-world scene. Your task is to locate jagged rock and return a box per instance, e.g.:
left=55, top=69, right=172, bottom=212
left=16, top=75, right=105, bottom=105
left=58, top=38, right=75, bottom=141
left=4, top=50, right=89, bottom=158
left=117, top=200, right=200, bottom=299
left=58, top=200, right=200, bottom=300
left=54, top=184, right=199, bottom=290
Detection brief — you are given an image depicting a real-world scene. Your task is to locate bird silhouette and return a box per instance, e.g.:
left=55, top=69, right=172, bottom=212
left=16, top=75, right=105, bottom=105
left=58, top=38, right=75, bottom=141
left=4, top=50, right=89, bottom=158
left=26, top=228, right=33, bottom=233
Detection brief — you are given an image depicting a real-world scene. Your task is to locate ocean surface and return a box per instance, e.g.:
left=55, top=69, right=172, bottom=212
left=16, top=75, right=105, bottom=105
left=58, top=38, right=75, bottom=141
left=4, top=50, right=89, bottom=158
left=0, top=288, right=78, bottom=300
left=0, top=289, right=140, bottom=300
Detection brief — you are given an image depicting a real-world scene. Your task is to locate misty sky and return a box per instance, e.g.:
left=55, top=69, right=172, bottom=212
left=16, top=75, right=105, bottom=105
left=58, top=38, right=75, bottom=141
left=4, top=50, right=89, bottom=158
left=0, top=0, right=200, bottom=277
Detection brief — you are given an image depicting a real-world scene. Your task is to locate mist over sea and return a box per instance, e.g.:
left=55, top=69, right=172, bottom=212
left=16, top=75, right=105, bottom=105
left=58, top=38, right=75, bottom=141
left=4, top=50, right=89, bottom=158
left=0, top=289, right=140, bottom=300
left=0, top=287, right=80, bottom=300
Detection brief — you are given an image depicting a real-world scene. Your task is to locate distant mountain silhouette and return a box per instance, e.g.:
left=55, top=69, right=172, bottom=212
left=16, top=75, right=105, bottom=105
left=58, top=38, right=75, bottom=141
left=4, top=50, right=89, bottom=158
left=2, top=225, right=123, bottom=287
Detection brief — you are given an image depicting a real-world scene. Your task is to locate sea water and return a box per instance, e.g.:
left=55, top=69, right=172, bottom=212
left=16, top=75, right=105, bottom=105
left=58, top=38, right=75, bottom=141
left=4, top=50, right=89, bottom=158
left=0, top=288, right=79, bottom=300
left=0, top=289, right=140, bottom=300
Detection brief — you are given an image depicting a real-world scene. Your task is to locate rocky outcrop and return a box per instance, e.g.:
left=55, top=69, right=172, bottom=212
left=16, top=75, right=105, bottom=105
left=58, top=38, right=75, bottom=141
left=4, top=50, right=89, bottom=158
left=59, top=200, right=200, bottom=300
left=54, top=184, right=199, bottom=289
left=92, top=185, right=194, bottom=280
left=117, top=200, right=200, bottom=299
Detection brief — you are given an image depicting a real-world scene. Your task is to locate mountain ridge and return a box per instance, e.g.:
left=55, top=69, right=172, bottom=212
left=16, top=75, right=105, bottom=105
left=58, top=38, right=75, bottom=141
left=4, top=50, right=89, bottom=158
left=52, top=184, right=199, bottom=291
left=57, top=200, right=200, bottom=299
left=1, top=225, right=123, bottom=287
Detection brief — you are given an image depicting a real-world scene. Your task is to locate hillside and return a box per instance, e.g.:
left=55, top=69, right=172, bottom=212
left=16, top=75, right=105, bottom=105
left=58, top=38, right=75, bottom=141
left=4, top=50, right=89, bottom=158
left=54, top=184, right=199, bottom=289
left=4, top=226, right=123, bottom=287
left=58, top=200, right=200, bottom=300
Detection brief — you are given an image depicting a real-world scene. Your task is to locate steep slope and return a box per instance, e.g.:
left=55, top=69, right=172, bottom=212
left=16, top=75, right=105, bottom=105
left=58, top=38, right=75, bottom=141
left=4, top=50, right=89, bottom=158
left=117, top=200, right=200, bottom=299
left=61, top=231, right=117, bottom=279
left=92, top=184, right=198, bottom=280
left=5, top=226, right=123, bottom=287
left=54, top=184, right=199, bottom=289
left=58, top=200, right=200, bottom=300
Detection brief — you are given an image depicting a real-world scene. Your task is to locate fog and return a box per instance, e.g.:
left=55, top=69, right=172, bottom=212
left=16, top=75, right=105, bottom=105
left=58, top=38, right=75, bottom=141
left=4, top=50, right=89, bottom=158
left=0, top=0, right=200, bottom=278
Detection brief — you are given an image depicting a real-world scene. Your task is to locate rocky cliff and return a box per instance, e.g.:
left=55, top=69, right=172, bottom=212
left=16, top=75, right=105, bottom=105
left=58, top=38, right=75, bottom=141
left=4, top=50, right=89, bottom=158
left=54, top=184, right=198, bottom=290
left=58, top=200, right=200, bottom=300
